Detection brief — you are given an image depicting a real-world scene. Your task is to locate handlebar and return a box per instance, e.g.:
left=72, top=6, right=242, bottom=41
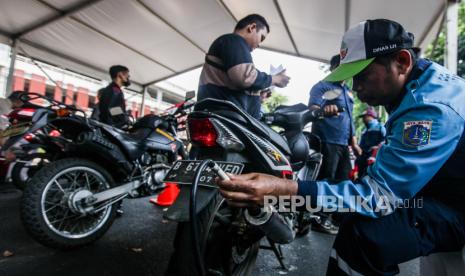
left=19, top=92, right=87, bottom=118
left=263, top=104, right=345, bottom=129
left=310, top=106, right=345, bottom=119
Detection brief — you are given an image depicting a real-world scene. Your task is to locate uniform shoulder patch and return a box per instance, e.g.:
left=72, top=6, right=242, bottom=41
left=402, top=121, right=432, bottom=147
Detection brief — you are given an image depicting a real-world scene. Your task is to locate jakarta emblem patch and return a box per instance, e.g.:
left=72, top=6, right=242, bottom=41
left=402, top=121, right=432, bottom=147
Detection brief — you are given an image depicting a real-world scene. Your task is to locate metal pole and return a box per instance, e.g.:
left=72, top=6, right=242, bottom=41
left=5, top=39, right=17, bottom=97
left=140, top=86, right=147, bottom=116
left=157, top=89, right=163, bottom=105
left=445, top=0, right=459, bottom=74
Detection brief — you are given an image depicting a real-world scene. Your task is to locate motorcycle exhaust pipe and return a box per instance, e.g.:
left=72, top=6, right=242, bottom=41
left=210, top=162, right=295, bottom=244
left=244, top=205, right=295, bottom=244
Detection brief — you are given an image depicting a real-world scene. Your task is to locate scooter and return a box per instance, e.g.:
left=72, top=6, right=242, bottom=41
left=163, top=91, right=341, bottom=275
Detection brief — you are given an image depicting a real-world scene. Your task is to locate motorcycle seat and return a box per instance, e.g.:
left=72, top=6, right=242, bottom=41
left=102, top=125, right=147, bottom=161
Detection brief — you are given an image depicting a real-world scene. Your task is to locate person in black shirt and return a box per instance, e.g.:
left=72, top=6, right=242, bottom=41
left=198, top=14, right=290, bottom=119
left=98, top=65, right=131, bottom=128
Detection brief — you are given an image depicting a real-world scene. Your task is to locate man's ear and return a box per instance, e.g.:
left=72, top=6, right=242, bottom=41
left=247, top=23, right=257, bottom=33
left=395, top=50, right=412, bottom=75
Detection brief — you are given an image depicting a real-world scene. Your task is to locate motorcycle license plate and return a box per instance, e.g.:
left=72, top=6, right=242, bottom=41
left=163, top=160, right=244, bottom=188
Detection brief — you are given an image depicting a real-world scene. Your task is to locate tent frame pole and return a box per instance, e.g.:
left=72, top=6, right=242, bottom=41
left=5, top=39, right=18, bottom=97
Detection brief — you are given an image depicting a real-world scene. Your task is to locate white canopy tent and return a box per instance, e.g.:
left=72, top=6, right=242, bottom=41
left=0, top=0, right=448, bottom=93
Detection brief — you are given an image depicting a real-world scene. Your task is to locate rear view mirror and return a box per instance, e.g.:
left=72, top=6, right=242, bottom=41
left=185, top=91, right=195, bottom=101
left=322, top=89, right=342, bottom=100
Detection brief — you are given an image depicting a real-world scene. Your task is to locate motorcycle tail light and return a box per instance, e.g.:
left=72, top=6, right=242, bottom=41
left=188, top=117, right=244, bottom=150
left=24, top=133, right=36, bottom=142
left=188, top=118, right=218, bottom=147
left=49, top=130, right=61, bottom=137
left=16, top=108, right=36, bottom=117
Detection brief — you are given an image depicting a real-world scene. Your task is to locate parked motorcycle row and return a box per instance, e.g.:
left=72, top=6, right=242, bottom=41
left=1, top=90, right=339, bottom=276
left=1, top=91, right=191, bottom=249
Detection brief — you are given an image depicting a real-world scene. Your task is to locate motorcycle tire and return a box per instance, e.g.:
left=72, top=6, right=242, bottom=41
left=21, top=158, right=117, bottom=250
left=166, top=192, right=259, bottom=276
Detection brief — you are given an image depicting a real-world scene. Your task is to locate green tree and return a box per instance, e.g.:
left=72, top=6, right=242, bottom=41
left=424, top=1, right=465, bottom=78
left=263, top=92, right=288, bottom=112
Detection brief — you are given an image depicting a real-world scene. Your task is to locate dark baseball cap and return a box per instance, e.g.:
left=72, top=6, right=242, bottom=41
left=325, top=19, right=415, bottom=82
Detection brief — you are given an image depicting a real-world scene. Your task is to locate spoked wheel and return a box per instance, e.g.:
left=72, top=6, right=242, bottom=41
left=21, top=158, right=117, bottom=249
left=166, top=193, right=260, bottom=276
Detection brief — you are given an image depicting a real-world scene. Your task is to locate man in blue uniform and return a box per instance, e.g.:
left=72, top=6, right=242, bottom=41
left=357, top=107, right=386, bottom=177
left=309, top=54, right=361, bottom=183
left=308, top=54, right=362, bottom=234
left=217, top=19, right=465, bottom=275
left=197, top=14, right=290, bottom=119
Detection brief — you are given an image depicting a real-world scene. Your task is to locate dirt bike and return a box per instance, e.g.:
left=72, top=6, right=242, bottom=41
left=10, top=92, right=192, bottom=249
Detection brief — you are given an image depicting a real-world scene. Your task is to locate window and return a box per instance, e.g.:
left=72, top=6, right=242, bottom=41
left=45, top=84, right=54, bottom=99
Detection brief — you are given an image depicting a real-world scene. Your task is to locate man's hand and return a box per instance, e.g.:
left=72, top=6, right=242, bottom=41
left=352, top=144, right=363, bottom=157
left=350, top=136, right=363, bottom=156
left=271, top=71, right=290, bottom=88
left=323, top=104, right=340, bottom=117
left=216, top=173, right=298, bottom=207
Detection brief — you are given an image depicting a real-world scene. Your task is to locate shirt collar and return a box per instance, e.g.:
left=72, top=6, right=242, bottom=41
left=385, top=58, right=432, bottom=114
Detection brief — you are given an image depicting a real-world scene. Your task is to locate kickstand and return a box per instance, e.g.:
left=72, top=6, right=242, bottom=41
left=259, top=237, right=287, bottom=270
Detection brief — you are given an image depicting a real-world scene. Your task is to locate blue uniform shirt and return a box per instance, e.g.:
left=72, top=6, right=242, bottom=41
left=299, top=60, right=465, bottom=217
left=308, top=81, right=355, bottom=146
left=359, top=119, right=386, bottom=153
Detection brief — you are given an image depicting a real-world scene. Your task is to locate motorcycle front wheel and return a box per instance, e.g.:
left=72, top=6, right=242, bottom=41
left=21, top=158, right=117, bottom=249
left=166, top=192, right=260, bottom=276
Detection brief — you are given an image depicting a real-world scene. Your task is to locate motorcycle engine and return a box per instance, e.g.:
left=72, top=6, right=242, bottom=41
left=144, top=153, right=170, bottom=192
left=140, top=152, right=169, bottom=166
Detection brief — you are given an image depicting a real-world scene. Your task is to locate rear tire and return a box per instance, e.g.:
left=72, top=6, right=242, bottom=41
left=21, top=158, right=117, bottom=249
left=166, top=193, right=259, bottom=276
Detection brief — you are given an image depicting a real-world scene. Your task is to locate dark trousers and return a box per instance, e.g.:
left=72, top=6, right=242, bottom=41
left=318, top=142, right=352, bottom=183
left=327, top=198, right=465, bottom=275
left=317, top=143, right=352, bottom=225
left=356, top=153, right=370, bottom=178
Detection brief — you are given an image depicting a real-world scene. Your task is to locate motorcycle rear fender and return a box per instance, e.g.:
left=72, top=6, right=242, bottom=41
left=164, top=113, right=293, bottom=222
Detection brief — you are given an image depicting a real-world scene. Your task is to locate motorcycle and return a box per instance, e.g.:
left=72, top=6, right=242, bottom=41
left=1, top=98, right=50, bottom=189
left=164, top=92, right=339, bottom=275
left=13, top=92, right=193, bottom=249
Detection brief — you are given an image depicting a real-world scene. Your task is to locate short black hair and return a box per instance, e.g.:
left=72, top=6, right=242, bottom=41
left=329, top=54, right=340, bottom=71
left=109, top=65, right=129, bottom=79
left=373, top=48, right=420, bottom=72
left=234, top=14, right=270, bottom=33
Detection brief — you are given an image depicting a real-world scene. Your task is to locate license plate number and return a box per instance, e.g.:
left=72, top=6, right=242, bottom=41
left=163, top=160, right=244, bottom=188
